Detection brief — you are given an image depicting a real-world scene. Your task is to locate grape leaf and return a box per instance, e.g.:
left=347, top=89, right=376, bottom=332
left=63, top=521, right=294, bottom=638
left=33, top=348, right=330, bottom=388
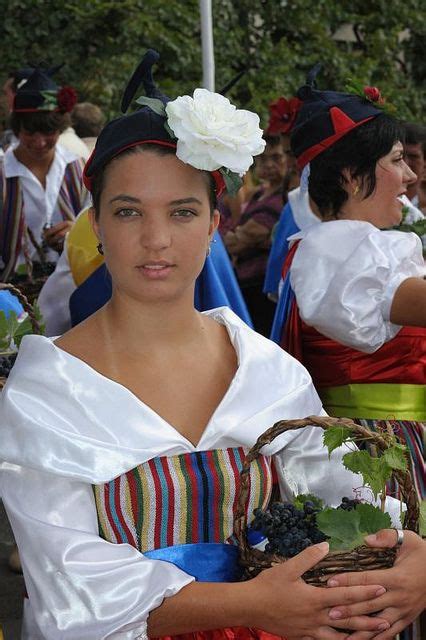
left=293, top=493, right=324, bottom=511
left=342, top=450, right=391, bottom=498
left=0, top=311, right=10, bottom=351
left=323, top=426, right=353, bottom=456
left=316, top=504, right=391, bottom=551
left=316, top=508, right=365, bottom=551
left=382, top=445, right=408, bottom=471
left=135, top=96, right=167, bottom=117
left=356, top=503, right=392, bottom=533
left=420, top=501, right=426, bottom=538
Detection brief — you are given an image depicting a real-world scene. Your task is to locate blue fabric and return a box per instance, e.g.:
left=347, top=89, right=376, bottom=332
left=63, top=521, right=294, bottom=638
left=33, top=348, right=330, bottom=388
left=269, top=269, right=295, bottom=344
left=0, top=291, right=24, bottom=318
left=144, top=543, right=243, bottom=582
left=70, top=231, right=253, bottom=328
left=194, top=233, right=252, bottom=326
left=263, top=202, right=299, bottom=297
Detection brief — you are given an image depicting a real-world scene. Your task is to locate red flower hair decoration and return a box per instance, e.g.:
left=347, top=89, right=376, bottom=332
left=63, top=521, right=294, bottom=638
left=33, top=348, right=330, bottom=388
left=57, top=86, right=78, bottom=113
left=266, top=96, right=302, bottom=135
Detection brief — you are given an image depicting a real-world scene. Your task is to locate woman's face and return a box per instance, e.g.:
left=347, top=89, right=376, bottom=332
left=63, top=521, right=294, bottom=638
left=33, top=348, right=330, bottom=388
left=17, top=129, right=59, bottom=161
left=90, top=149, right=219, bottom=305
left=352, top=142, right=417, bottom=228
left=255, top=141, right=287, bottom=187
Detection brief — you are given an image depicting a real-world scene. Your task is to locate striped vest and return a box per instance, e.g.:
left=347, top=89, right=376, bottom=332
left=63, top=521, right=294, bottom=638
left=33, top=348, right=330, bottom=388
left=0, top=157, right=87, bottom=281
left=93, top=447, right=272, bottom=553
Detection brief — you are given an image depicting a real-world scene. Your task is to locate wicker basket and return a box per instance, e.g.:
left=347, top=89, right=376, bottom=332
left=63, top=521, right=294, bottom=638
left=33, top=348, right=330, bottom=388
left=234, top=415, right=419, bottom=586
left=9, top=261, right=55, bottom=305
left=0, top=282, right=43, bottom=389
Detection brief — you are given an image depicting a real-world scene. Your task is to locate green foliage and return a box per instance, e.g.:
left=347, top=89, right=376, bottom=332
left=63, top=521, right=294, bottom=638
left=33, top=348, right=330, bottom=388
left=420, top=501, right=426, bottom=538
left=323, top=425, right=354, bottom=455
left=293, top=493, right=324, bottom=511
left=0, top=305, right=44, bottom=352
left=1, top=0, right=425, bottom=127
left=343, top=450, right=393, bottom=499
left=317, top=503, right=392, bottom=551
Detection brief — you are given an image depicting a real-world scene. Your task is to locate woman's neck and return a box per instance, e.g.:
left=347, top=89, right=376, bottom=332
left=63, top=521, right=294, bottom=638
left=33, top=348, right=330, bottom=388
left=97, top=290, right=206, bottom=354
left=14, top=146, right=55, bottom=187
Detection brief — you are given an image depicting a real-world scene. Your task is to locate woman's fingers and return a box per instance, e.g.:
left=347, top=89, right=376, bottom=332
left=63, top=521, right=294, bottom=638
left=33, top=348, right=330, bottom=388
left=284, top=541, right=330, bottom=580
left=322, top=584, right=386, bottom=608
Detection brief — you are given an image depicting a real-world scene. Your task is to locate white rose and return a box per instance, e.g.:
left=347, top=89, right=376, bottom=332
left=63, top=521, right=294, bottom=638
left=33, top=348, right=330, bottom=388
left=165, top=88, right=265, bottom=176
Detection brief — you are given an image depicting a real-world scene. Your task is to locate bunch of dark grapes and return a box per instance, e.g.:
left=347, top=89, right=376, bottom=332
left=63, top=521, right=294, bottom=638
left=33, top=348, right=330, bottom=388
left=251, top=500, right=327, bottom=558
left=337, top=497, right=362, bottom=511
left=0, top=354, right=17, bottom=379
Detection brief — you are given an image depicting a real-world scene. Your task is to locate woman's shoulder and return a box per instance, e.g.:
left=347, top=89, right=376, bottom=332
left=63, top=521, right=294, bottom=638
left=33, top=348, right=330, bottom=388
left=293, top=219, right=423, bottom=272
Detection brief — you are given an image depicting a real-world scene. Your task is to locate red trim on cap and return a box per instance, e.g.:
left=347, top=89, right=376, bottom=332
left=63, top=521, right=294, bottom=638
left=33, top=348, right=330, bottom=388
left=211, top=170, right=225, bottom=198
left=83, top=139, right=227, bottom=197
left=13, top=107, right=62, bottom=113
left=296, top=115, right=374, bottom=170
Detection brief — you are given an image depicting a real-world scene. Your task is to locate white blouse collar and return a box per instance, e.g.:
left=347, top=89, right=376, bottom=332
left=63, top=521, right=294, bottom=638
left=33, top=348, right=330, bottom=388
left=0, top=307, right=321, bottom=483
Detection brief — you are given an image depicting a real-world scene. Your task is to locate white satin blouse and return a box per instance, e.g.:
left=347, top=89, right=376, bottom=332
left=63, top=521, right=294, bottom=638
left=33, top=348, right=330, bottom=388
left=0, top=307, right=401, bottom=639
left=290, top=220, right=424, bottom=353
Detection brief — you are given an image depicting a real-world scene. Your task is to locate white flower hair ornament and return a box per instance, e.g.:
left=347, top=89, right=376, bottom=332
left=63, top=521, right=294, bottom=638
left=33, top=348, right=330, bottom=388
left=165, top=89, right=265, bottom=185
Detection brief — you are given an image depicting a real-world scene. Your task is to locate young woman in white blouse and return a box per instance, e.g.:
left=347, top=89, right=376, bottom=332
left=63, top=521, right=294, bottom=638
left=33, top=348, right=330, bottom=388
left=1, top=53, right=425, bottom=640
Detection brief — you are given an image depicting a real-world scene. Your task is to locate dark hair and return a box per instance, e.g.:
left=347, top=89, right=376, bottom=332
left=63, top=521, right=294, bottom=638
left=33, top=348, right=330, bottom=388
left=403, top=122, right=426, bottom=157
left=308, top=114, right=404, bottom=218
left=262, top=133, right=282, bottom=147
left=91, top=144, right=218, bottom=218
left=71, top=102, right=105, bottom=138
left=10, top=111, right=70, bottom=137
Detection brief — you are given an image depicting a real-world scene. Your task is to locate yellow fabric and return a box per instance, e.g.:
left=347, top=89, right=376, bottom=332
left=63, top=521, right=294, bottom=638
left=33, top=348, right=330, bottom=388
left=67, top=209, right=104, bottom=286
left=321, top=383, right=426, bottom=421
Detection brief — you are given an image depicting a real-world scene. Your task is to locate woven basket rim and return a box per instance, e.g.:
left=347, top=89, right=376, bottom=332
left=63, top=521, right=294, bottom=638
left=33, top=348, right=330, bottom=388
left=0, top=282, right=42, bottom=336
left=233, top=415, right=419, bottom=580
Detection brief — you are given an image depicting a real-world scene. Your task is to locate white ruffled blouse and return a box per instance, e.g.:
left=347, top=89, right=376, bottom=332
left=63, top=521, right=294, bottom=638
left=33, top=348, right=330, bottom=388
left=0, top=307, right=400, bottom=640
left=290, top=220, right=425, bottom=353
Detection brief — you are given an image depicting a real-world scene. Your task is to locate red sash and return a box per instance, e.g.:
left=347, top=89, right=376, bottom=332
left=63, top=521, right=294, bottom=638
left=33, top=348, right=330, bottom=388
left=279, top=244, right=426, bottom=389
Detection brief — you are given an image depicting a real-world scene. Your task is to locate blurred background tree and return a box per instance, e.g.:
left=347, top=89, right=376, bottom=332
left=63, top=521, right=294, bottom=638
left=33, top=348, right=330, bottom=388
left=1, top=0, right=425, bottom=130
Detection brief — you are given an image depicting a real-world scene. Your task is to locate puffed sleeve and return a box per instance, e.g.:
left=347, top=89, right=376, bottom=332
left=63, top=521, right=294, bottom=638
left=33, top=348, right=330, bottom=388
left=1, top=464, right=194, bottom=640
left=290, top=220, right=425, bottom=352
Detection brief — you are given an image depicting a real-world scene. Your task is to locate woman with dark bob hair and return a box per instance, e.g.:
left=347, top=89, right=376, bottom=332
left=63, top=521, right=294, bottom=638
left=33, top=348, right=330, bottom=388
left=0, top=67, right=89, bottom=281
left=272, top=70, right=426, bottom=637
left=1, top=53, right=425, bottom=640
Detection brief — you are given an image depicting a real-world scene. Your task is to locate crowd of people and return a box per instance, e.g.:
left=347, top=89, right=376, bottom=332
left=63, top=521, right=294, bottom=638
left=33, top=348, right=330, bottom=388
left=0, top=50, right=425, bottom=640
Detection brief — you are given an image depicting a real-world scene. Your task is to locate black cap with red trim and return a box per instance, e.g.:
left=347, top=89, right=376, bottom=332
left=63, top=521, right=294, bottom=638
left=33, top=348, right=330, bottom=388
left=13, top=65, right=77, bottom=114
left=291, top=65, right=383, bottom=170
left=83, top=50, right=225, bottom=196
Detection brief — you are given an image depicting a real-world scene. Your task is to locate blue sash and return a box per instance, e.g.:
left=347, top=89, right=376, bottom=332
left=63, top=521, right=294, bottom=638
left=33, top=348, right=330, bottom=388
left=144, top=543, right=243, bottom=582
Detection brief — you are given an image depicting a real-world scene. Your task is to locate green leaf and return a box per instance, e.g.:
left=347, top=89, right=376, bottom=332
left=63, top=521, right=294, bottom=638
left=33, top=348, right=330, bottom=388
left=164, top=121, right=176, bottom=139
left=342, top=450, right=391, bottom=498
left=293, top=493, right=324, bottom=511
left=220, top=168, right=242, bottom=197
left=356, top=502, right=392, bottom=534
left=316, top=508, right=365, bottom=551
left=323, top=425, right=353, bottom=456
left=316, top=504, right=391, bottom=551
left=382, top=445, right=408, bottom=472
left=135, top=96, right=167, bottom=117
left=418, top=501, right=426, bottom=538
left=13, top=315, right=35, bottom=348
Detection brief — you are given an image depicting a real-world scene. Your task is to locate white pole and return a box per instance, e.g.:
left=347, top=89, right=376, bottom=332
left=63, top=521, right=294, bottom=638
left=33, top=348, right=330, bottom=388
left=199, top=0, right=215, bottom=91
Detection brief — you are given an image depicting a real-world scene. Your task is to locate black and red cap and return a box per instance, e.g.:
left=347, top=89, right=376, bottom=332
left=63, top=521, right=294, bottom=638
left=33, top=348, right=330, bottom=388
left=83, top=50, right=225, bottom=196
left=13, top=65, right=77, bottom=114
left=291, top=65, right=383, bottom=169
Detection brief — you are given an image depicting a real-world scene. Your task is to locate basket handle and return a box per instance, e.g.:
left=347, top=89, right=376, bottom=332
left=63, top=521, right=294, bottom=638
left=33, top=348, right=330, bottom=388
left=0, top=282, right=42, bottom=335
left=234, top=415, right=419, bottom=551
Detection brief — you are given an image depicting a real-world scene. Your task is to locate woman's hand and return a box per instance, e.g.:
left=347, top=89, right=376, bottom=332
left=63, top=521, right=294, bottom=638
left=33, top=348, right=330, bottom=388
left=246, top=542, right=391, bottom=640
left=324, top=529, right=426, bottom=639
